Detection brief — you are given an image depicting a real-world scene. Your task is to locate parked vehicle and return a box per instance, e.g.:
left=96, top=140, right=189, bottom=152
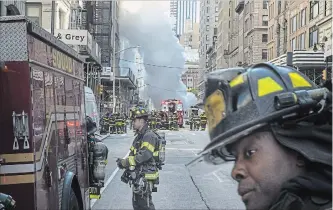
left=0, top=16, right=101, bottom=210
left=85, top=86, right=100, bottom=130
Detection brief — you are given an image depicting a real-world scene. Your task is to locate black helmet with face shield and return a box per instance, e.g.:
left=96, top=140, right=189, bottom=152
left=201, top=62, right=331, bottom=166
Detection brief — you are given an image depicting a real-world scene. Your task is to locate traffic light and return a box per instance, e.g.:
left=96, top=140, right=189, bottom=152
left=322, top=69, right=327, bottom=81
left=99, top=85, right=103, bottom=95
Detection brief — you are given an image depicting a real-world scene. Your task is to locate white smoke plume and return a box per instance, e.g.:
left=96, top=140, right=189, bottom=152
left=119, top=37, right=141, bottom=76
left=119, top=1, right=197, bottom=109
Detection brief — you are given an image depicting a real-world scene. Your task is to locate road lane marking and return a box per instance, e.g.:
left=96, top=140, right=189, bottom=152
left=191, top=150, right=199, bottom=156
left=213, top=172, right=224, bottom=183
left=91, top=150, right=130, bottom=208
left=166, top=148, right=202, bottom=151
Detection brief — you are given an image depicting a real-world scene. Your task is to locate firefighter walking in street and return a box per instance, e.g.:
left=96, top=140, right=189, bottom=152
left=193, top=113, right=200, bottom=131
left=189, top=112, right=195, bottom=131
left=172, top=113, right=179, bottom=130
left=100, top=112, right=110, bottom=134
left=109, top=113, right=116, bottom=134
left=150, top=111, right=157, bottom=131
left=130, top=107, right=137, bottom=130
left=121, top=113, right=127, bottom=133
left=156, top=112, right=161, bottom=130
left=199, top=112, right=207, bottom=131
left=115, top=113, right=123, bottom=134
left=117, top=108, right=159, bottom=210
left=194, top=63, right=332, bottom=210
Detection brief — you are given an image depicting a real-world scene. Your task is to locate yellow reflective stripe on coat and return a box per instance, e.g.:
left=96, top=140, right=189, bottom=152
left=153, top=151, right=159, bottom=157
left=141, top=142, right=155, bottom=152
left=89, top=194, right=101, bottom=199
left=144, top=171, right=159, bottom=180
left=128, top=156, right=136, bottom=166
left=130, top=146, right=137, bottom=154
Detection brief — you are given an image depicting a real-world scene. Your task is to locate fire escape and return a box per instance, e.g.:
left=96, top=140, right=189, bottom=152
left=86, top=1, right=113, bottom=67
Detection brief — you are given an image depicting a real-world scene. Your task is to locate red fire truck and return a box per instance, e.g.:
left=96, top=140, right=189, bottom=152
left=160, top=99, right=184, bottom=127
left=0, top=16, right=93, bottom=209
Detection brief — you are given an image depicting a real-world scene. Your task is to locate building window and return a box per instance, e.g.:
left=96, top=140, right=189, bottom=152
left=262, top=34, right=268, bottom=42
left=206, top=25, right=209, bottom=31
left=263, top=0, right=268, bottom=9
left=309, top=26, right=318, bottom=47
left=262, top=15, right=268, bottom=26
left=291, top=38, right=296, bottom=51
left=278, top=1, right=281, bottom=14
left=206, top=35, right=209, bottom=41
left=299, top=33, right=305, bottom=49
left=215, top=16, right=218, bottom=22
left=300, top=9, right=306, bottom=27
left=310, top=1, right=319, bottom=20
left=291, top=15, right=297, bottom=33
left=206, top=44, right=209, bottom=50
left=207, top=16, right=210, bottom=22
left=215, top=6, right=219, bottom=12
left=262, top=49, right=268, bottom=60
left=26, top=3, right=42, bottom=25
left=207, top=7, right=209, bottom=13
left=325, top=1, right=331, bottom=16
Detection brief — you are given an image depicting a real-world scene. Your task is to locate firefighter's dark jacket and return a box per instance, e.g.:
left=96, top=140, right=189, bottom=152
left=269, top=164, right=332, bottom=210
left=127, top=125, right=157, bottom=167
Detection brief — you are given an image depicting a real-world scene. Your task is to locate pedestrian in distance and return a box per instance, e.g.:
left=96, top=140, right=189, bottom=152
left=194, top=63, right=332, bottom=210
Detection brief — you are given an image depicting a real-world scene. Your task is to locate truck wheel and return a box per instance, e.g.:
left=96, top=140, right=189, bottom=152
left=69, top=188, right=80, bottom=210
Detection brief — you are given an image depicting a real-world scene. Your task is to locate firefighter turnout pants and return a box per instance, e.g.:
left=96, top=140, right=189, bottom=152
left=132, top=191, right=155, bottom=210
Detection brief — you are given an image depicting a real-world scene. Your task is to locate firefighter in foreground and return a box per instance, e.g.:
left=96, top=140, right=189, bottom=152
left=199, top=111, right=207, bottom=131
left=195, top=63, right=332, bottom=210
left=116, top=108, right=159, bottom=210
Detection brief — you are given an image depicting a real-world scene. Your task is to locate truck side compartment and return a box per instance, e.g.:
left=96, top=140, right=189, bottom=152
left=0, top=16, right=90, bottom=210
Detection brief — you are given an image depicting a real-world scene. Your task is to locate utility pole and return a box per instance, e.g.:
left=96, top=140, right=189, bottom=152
left=51, top=1, right=55, bottom=35
left=111, top=1, right=117, bottom=113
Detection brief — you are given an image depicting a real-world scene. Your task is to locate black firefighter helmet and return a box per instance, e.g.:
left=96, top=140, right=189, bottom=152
left=201, top=62, right=332, bottom=165
left=134, top=107, right=149, bottom=119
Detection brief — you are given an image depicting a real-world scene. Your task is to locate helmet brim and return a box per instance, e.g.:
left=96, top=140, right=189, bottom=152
left=199, top=102, right=302, bottom=164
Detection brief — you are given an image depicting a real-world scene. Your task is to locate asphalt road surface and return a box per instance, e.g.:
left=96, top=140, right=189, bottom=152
left=92, top=129, right=245, bottom=210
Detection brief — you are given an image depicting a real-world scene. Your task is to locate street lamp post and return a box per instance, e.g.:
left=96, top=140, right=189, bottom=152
left=111, top=45, right=140, bottom=113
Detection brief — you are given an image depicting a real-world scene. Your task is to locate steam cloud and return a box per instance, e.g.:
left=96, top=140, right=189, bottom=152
left=119, top=1, right=197, bottom=109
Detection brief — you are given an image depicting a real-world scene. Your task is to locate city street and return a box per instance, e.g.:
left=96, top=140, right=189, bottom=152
left=92, top=129, right=245, bottom=210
